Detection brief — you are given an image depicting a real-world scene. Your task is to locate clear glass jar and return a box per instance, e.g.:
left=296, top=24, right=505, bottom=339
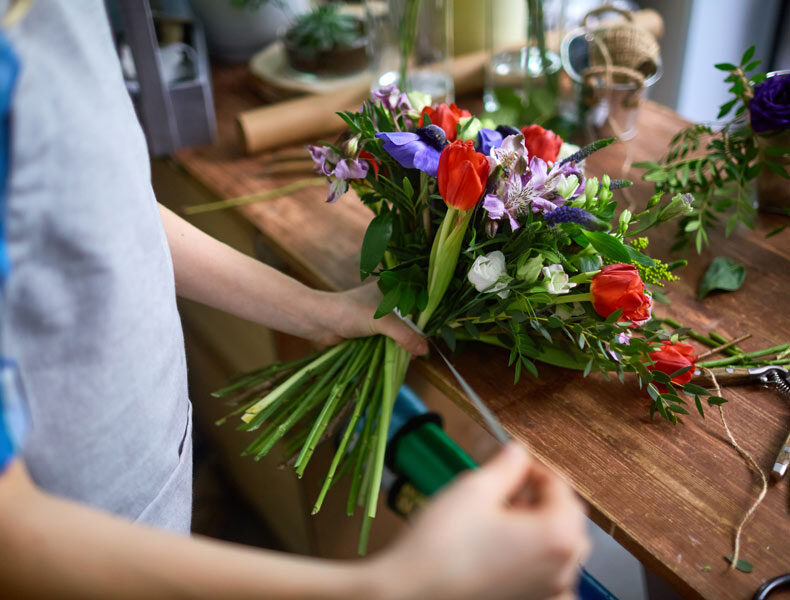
left=484, top=0, right=566, bottom=122
left=366, top=0, right=454, bottom=103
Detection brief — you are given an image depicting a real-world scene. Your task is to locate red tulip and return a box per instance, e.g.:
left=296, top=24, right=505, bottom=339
left=590, top=264, right=652, bottom=325
left=521, top=124, right=563, bottom=163
left=438, top=140, right=490, bottom=211
left=420, top=103, right=472, bottom=142
left=649, top=341, right=698, bottom=387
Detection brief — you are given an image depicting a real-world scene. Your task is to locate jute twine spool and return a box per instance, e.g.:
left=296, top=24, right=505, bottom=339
left=583, top=6, right=660, bottom=79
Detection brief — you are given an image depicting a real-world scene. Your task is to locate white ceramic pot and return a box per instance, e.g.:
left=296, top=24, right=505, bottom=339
left=189, top=0, right=310, bottom=63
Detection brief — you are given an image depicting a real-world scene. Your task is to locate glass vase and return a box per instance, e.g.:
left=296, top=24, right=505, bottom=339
left=757, top=131, right=790, bottom=215
left=484, top=0, right=566, bottom=125
left=366, top=0, right=454, bottom=103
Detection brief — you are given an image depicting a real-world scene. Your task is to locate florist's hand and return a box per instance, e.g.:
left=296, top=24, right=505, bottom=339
left=314, top=282, right=428, bottom=356
left=370, top=443, right=590, bottom=600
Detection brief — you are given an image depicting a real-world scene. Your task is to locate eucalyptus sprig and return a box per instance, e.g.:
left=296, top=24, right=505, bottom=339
left=634, top=46, right=789, bottom=253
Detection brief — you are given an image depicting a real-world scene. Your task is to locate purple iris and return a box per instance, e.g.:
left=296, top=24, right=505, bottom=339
left=750, top=73, right=790, bottom=133
left=375, top=124, right=447, bottom=177
left=477, top=128, right=503, bottom=155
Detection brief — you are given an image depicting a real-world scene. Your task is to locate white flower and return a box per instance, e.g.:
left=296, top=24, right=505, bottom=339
left=468, top=251, right=511, bottom=298
left=557, top=142, right=580, bottom=161
left=541, top=264, right=577, bottom=295
left=555, top=174, right=579, bottom=199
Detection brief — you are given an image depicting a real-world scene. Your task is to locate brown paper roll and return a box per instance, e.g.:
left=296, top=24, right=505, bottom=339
left=237, top=51, right=489, bottom=155
left=237, top=84, right=370, bottom=154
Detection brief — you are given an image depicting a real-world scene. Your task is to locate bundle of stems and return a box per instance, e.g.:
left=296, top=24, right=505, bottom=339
left=215, top=205, right=466, bottom=553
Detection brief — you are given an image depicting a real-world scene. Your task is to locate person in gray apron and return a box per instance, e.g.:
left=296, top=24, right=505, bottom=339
left=0, top=2, right=588, bottom=599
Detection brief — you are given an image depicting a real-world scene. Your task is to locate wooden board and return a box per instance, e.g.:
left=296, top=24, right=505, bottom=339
left=174, top=65, right=790, bottom=599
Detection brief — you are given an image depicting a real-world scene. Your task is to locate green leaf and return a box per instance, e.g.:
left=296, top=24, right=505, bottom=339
left=694, top=395, right=705, bottom=418
left=683, top=383, right=711, bottom=396
left=707, top=396, right=728, bottom=406
left=441, top=325, right=457, bottom=352
left=740, top=46, right=755, bottom=65
left=374, top=286, right=401, bottom=319
left=359, top=210, right=393, bottom=280
left=582, top=231, right=631, bottom=263
left=714, top=62, right=738, bottom=71
left=670, top=365, right=693, bottom=379
left=583, top=359, right=593, bottom=377
left=625, top=245, right=656, bottom=267
left=716, top=98, right=737, bottom=120
left=725, top=555, right=754, bottom=573
left=766, top=225, right=787, bottom=239
left=697, top=257, right=746, bottom=300
left=651, top=371, right=672, bottom=384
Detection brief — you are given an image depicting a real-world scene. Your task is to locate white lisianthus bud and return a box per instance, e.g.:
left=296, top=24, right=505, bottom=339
left=468, top=251, right=511, bottom=298
left=516, top=254, right=543, bottom=283
left=457, top=116, right=483, bottom=141
left=555, top=175, right=580, bottom=199
left=541, top=264, right=577, bottom=295
left=584, top=177, right=599, bottom=204
left=557, top=142, right=580, bottom=161
left=406, top=90, right=431, bottom=114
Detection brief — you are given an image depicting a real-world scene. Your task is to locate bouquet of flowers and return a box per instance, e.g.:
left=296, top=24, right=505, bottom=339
left=216, top=86, right=704, bottom=551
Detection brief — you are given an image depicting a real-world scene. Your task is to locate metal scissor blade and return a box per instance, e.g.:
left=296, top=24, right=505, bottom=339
left=398, top=316, right=511, bottom=444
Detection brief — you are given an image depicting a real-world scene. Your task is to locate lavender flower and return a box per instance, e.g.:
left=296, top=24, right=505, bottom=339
left=488, top=134, right=530, bottom=174
left=542, top=206, right=608, bottom=231
left=375, top=125, right=446, bottom=177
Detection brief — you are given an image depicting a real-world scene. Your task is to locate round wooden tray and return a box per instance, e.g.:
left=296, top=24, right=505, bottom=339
left=248, top=41, right=373, bottom=101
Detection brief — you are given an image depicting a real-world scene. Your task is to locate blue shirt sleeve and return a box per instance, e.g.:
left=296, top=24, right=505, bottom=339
left=0, top=29, right=22, bottom=473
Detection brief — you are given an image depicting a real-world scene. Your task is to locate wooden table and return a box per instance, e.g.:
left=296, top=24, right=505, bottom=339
left=172, top=65, right=790, bottom=599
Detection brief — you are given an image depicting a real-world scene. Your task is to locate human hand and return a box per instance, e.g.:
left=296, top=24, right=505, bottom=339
left=368, top=443, right=590, bottom=600
left=312, top=282, right=428, bottom=356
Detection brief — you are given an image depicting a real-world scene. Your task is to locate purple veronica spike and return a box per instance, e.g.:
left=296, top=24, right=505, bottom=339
left=375, top=130, right=442, bottom=177
left=477, top=128, right=503, bottom=156
left=542, top=205, right=600, bottom=228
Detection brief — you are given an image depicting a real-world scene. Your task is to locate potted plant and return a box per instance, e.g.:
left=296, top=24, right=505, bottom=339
left=283, top=4, right=369, bottom=77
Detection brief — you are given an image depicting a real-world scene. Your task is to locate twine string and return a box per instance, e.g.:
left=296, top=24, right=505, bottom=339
left=702, top=367, right=769, bottom=570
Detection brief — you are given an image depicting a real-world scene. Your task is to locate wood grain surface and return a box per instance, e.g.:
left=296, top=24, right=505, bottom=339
left=174, top=65, right=790, bottom=600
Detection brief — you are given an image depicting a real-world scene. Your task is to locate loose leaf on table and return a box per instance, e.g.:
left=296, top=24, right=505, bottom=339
left=725, top=555, right=754, bottom=573
left=359, top=209, right=393, bottom=280
left=697, top=256, right=746, bottom=300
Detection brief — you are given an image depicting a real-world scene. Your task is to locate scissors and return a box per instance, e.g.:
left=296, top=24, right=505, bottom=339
left=753, top=573, right=790, bottom=599
left=692, top=366, right=790, bottom=481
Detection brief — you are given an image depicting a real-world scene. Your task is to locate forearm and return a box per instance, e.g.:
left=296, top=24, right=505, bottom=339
left=0, top=462, right=380, bottom=600
left=158, top=204, right=334, bottom=340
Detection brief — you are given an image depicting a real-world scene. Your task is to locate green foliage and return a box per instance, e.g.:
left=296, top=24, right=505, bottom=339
left=284, top=4, right=362, bottom=57
left=697, top=256, right=746, bottom=299
left=634, top=46, right=789, bottom=254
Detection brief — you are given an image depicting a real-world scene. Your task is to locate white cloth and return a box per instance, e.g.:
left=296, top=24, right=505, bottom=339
left=0, top=0, right=192, bottom=532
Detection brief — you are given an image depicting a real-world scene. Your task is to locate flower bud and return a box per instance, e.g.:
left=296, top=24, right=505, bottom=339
left=584, top=177, right=599, bottom=204
left=457, top=116, right=483, bottom=142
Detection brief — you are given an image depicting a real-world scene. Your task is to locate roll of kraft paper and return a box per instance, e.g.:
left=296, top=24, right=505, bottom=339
left=236, top=49, right=490, bottom=155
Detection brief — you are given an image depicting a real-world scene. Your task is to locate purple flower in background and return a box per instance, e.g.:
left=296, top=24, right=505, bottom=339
left=308, top=144, right=369, bottom=203
left=477, top=128, right=503, bottom=156
left=371, top=84, right=412, bottom=116
left=375, top=124, right=447, bottom=177
left=750, top=73, right=790, bottom=133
